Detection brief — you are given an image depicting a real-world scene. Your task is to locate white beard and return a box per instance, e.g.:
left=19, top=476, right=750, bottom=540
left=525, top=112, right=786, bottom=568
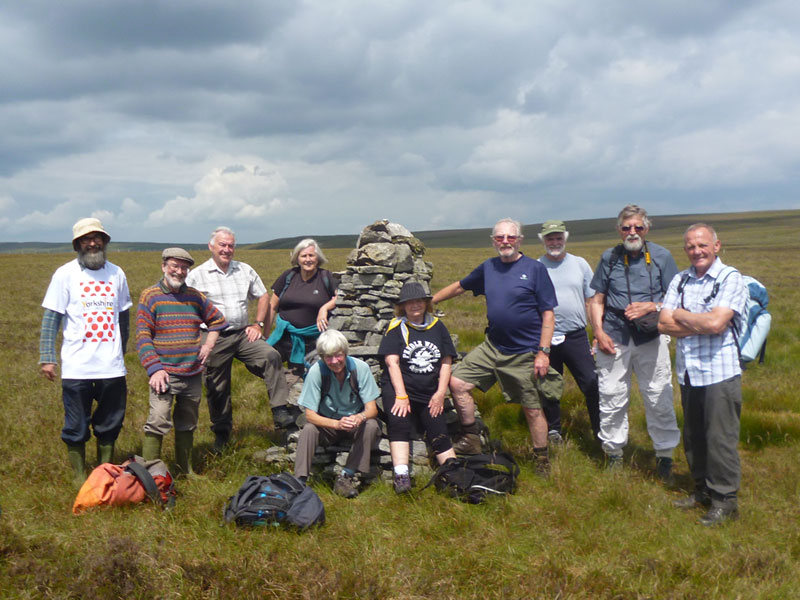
left=623, top=237, right=643, bottom=253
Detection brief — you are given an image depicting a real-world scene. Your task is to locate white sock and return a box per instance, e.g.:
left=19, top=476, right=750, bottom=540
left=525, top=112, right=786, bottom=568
left=394, top=464, right=409, bottom=476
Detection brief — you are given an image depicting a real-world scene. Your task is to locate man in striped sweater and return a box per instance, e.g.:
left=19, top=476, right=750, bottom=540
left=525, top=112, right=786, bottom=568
left=136, top=248, right=228, bottom=475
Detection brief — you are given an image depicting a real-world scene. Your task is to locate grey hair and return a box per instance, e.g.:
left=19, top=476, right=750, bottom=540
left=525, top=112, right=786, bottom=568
left=210, top=226, right=236, bottom=245
left=316, top=329, right=349, bottom=358
left=491, top=218, right=523, bottom=238
left=290, top=238, right=327, bottom=267
left=616, top=205, right=651, bottom=229
left=685, top=222, right=718, bottom=243
left=537, top=231, right=570, bottom=242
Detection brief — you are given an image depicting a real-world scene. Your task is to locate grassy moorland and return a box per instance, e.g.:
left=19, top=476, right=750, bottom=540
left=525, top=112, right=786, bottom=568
left=1, top=212, right=799, bottom=599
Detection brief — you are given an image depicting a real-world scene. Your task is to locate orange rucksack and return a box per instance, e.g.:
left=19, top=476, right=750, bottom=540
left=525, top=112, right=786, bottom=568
left=73, top=456, right=176, bottom=514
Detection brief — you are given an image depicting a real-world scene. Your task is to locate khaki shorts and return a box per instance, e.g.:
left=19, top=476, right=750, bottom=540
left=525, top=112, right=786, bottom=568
left=452, top=338, right=563, bottom=409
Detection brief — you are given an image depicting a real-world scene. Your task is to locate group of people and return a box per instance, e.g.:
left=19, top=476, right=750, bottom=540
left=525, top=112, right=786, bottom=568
left=40, top=206, right=749, bottom=525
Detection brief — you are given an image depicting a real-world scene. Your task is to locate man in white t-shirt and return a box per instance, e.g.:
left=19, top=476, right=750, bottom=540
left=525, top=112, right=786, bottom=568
left=39, top=218, right=132, bottom=485
left=537, top=220, right=601, bottom=443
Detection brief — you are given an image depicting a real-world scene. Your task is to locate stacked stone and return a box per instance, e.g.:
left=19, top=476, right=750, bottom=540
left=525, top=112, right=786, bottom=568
left=327, top=220, right=432, bottom=378
left=256, top=220, right=438, bottom=482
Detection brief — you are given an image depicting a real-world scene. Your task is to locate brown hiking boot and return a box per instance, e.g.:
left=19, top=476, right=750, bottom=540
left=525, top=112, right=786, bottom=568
left=452, top=433, right=482, bottom=455
left=534, top=455, right=551, bottom=478
left=333, top=473, right=360, bottom=498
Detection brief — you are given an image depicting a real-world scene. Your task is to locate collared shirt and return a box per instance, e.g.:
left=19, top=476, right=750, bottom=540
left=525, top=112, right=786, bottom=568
left=662, top=257, right=747, bottom=386
left=298, top=356, right=380, bottom=419
left=591, top=240, right=678, bottom=344
left=186, top=258, right=267, bottom=330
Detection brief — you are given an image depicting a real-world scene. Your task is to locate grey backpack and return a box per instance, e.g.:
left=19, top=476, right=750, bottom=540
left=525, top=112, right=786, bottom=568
left=223, top=472, right=325, bottom=530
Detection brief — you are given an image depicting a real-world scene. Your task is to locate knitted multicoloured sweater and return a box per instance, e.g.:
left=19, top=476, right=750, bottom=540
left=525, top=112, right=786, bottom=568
left=136, top=279, right=227, bottom=377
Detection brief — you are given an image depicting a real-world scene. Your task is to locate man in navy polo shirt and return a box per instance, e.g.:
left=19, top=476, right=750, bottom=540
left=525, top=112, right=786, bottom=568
left=433, top=218, right=560, bottom=475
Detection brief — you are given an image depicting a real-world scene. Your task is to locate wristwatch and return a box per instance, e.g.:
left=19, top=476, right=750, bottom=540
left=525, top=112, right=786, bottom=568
left=256, top=321, right=265, bottom=328
left=538, top=346, right=551, bottom=355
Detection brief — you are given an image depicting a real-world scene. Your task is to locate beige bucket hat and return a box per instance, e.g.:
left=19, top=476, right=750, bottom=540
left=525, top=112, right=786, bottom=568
left=71, top=217, right=111, bottom=250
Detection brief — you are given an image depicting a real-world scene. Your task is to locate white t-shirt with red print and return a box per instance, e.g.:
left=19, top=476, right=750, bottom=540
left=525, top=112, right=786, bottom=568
left=42, top=259, right=133, bottom=379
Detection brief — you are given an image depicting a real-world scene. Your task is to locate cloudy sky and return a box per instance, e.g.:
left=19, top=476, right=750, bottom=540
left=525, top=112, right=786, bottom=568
left=2, top=1, right=799, bottom=244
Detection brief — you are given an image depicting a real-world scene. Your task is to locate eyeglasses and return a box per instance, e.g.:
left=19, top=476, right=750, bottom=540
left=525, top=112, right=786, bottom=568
left=620, top=225, right=645, bottom=233
left=492, top=234, right=520, bottom=242
left=165, top=261, right=189, bottom=273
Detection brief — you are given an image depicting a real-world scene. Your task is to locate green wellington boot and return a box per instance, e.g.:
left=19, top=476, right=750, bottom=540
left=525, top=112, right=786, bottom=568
left=174, top=430, right=198, bottom=476
left=66, top=443, right=86, bottom=487
left=142, top=432, right=163, bottom=461
left=96, top=440, right=115, bottom=465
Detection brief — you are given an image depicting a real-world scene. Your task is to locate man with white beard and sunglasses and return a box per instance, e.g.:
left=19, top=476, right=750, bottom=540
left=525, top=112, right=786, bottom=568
left=589, top=205, right=680, bottom=482
left=537, top=220, right=601, bottom=443
left=39, top=218, right=133, bottom=486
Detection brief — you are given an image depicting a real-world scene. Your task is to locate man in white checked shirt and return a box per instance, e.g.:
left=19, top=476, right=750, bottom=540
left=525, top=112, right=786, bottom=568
left=187, top=227, right=294, bottom=451
left=659, top=223, right=747, bottom=527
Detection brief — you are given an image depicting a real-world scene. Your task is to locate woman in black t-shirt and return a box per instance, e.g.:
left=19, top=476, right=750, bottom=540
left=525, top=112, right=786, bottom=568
left=378, top=281, right=458, bottom=494
left=267, top=239, right=338, bottom=380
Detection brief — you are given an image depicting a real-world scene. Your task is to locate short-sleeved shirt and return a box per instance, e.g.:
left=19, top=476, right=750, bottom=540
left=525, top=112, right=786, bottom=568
left=271, top=268, right=338, bottom=328
left=460, top=254, right=557, bottom=355
left=590, top=241, right=678, bottom=344
left=41, top=259, right=132, bottom=379
left=298, top=356, right=379, bottom=419
left=186, top=259, right=267, bottom=331
left=662, top=258, right=747, bottom=386
left=378, top=318, right=457, bottom=403
left=538, top=253, right=594, bottom=336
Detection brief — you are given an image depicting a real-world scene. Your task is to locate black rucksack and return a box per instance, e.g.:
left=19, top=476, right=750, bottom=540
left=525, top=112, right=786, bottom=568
left=424, top=451, right=519, bottom=504
left=223, top=473, right=325, bottom=530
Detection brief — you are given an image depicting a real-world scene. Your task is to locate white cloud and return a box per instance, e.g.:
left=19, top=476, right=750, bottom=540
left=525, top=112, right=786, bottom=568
left=1, top=1, right=800, bottom=242
left=146, top=164, right=291, bottom=227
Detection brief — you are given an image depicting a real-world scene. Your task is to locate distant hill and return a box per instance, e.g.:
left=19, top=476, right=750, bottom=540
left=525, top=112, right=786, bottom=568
left=3, top=209, right=798, bottom=253
left=0, top=241, right=209, bottom=254
left=229, top=209, right=800, bottom=250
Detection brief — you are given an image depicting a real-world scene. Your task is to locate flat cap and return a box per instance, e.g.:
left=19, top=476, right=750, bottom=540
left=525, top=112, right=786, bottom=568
left=161, top=247, right=195, bottom=266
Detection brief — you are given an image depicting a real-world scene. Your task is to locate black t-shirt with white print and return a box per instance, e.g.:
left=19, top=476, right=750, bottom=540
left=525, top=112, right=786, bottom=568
left=378, top=319, right=457, bottom=403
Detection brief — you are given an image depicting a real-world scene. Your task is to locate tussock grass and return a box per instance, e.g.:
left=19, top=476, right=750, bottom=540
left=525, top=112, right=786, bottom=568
left=2, top=213, right=800, bottom=598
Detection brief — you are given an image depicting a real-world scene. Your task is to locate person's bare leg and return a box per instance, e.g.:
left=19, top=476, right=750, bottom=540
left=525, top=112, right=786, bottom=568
left=389, top=441, right=410, bottom=469
left=524, top=407, right=551, bottom=476
left=450, top=376, right=476, bottom=425
left=435, top=448, right=457, bottom=464
left=522, top=407, right=548, bottom=448
left=449, top=376, right=482, bottom=454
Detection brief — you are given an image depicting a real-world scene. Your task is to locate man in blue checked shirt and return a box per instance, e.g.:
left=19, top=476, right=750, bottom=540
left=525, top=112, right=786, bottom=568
left=659, top=223, right=747, bottom=527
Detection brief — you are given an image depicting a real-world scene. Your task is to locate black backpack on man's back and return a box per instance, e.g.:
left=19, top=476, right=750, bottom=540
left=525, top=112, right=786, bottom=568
left=223, top=472, right=325, bottom=530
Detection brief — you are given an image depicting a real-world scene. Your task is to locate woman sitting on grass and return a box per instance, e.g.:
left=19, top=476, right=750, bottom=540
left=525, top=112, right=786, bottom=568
left=378, top=281, right=458, bottom=494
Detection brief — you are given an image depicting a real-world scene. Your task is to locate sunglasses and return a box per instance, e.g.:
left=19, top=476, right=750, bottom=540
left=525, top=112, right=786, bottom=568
left=492, top=234, right=520, bottom=242
left=620, top=225, right=645, bottom=233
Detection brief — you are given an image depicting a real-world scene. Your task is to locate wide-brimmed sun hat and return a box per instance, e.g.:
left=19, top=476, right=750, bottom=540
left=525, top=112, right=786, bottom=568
left=71, top=217, right=110, bottom=250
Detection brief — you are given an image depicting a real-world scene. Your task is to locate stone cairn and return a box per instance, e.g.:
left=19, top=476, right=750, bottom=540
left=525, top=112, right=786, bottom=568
left=254, top=220, right=440, bottom=482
